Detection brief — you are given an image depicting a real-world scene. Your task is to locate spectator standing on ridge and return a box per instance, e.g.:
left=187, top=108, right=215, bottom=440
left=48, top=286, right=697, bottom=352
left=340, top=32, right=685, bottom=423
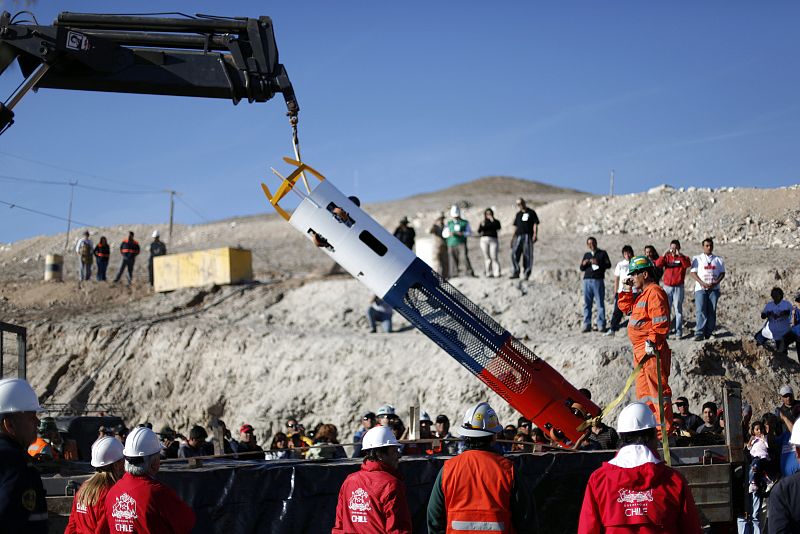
left=264, top=433, right=289, bottom=460
left=353, top=412, right=376, bottom=458
left=147, top=230, right=167, bottom=287
left=393, top=217, right=416, bottom=250
left=158, top=426, right=179, bottom=459
left=428, top=212, right=449, bottom=278
left=509, top=198, right=539, bottom=280
left=617, top=255, right=674, bottom=435
left=93, top=236, right=110, bottom=282
left=655, top=240, right=691, bottom=338
left=580, top=237, right=612, bottom=333
left=696, top=402, right=723, bottom=436
left=578, top=402, right=702, bottom=533
left=606, top=245, right=636, bottom=337
left=113, top=231, right=140, bottom=285
left=66, top=436, right=124, bottom=534
left=106, top=427, right=195, bottom=533
left=75, top=231, right=94, bottom=281
left=690, top=238, right=726, bottom=341
left=366, top=295, right=393, bottom=333
left=427, top=402, right=536, bottom=533
left=477, top=208, right=502, bottom=278
left=431, top=414, right=459, bottom=455
left=755, top=287, right=793, bottom=355
left=0, top=378, right=48, bottom=533
left=674, top=397, right=702, bottom=434
left=333, top=426, right=412, bottom=533
left=307, top=424, right=347, bottom=460
left=775, top=385, right=796, bottom=434
left=235, top=424, right=264, bottom=459
left=442, top=205, right=475, bottom=277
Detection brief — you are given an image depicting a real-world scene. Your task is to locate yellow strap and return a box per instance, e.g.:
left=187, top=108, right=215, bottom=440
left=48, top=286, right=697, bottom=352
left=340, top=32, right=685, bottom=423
left=577, top=353, right=653, bottom=432
left=655, top=348, right=671, bottom=466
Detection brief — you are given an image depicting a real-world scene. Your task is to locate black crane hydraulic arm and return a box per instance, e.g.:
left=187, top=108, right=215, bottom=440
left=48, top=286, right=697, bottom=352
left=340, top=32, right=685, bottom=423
left=0, top=11, right=299, bottom=135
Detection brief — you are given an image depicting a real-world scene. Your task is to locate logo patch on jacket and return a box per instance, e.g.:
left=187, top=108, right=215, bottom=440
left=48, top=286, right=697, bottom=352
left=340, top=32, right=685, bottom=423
left=349, top=488, right=371, bottom=513
left=617, top=488, right=653, bottom=517
left=21, top=489, right=36, bottom=511
left=112, top=493, right=139, bottom=521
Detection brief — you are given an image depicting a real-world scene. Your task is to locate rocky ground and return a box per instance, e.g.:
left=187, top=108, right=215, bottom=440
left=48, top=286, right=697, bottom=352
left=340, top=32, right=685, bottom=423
left=1, top=177, right=799, bottom=445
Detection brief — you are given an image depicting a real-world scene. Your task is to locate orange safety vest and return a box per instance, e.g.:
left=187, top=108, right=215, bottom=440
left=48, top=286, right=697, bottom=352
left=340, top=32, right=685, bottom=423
left=28, top=437, right=59, bottom=460
left=120, top=239, right=140, bottom=256
left=441, top=449, right=515, bottom=534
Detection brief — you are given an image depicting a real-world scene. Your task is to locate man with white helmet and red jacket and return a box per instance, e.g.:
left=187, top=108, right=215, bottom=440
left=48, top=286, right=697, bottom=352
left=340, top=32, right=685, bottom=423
left=0, top=378, right=48, bottom=533
left=578, top=402, right=701, bottom=533
left=332, top=425, right=412, bottom=533
left=105, top=426, right=195, bottom=534
left=427, top=402, right=537, bottom=534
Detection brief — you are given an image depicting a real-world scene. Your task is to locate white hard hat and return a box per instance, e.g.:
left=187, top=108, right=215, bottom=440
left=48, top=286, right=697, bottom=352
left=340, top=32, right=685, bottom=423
left=420, top=411, right=432, bottom=423
left=460, top=402, right=502, bottom=437
left=361, top=425, right=399, bottom=451
left=450, top=205, right=461, bottom=218
left=91, top=436, right=125, bottom=467
left=123, top=426, right=163, bottom=457
left=617, top=402, right=657, bottom=433
left=152, top=230, right=160, bottom=238
left=790, top=418, right=800, bottom=446
left=376, top=404, right=395, bottom=417
left=0, top=378, right=44, bottom=413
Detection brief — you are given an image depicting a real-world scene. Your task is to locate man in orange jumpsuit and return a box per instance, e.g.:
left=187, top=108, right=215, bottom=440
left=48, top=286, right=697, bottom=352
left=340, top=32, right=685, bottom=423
left=617, top=256, right=673, bottom=435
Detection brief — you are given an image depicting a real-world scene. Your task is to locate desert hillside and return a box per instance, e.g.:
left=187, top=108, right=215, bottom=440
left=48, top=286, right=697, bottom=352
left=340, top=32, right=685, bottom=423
left=1, top=178, right=799, bottom=443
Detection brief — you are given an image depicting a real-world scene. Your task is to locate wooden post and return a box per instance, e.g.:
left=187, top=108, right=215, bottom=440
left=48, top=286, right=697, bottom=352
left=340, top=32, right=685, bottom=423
left=408, top=407, right=419, bottom=440
left=722, top=380, right=743, bottom=464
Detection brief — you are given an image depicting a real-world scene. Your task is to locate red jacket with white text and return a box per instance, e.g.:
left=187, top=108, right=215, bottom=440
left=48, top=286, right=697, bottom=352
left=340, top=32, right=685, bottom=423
left=578, top=444, right=701, bottom=534
left=332, top=460, right=412, bottom=534
left=65, top=485, right=110, bottom=534
left=104, top=473, right=195, bottom=534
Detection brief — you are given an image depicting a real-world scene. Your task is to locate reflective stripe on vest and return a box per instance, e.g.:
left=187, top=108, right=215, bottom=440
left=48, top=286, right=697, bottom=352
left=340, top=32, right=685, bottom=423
left=451, top=520, right=505, bottom=531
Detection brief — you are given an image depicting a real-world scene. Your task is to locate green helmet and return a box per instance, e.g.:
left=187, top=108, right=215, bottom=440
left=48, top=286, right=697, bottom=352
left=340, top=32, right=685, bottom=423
left=628, top=255, right=654, bottom=275
left=38, top=416, right=58, bottom=434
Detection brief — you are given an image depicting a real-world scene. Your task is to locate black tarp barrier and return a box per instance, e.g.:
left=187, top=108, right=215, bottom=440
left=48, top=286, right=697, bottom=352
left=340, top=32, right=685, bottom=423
left=152, top=450, right=615, bottom=533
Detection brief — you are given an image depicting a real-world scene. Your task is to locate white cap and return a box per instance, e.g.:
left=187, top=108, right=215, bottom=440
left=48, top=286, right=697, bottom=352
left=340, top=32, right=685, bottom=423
left=420, top=411, right=432, bottom=423
left=91, top=436, right=125, bottom=467
left=450, top=205, right=461, bottom=218
left=123, top=427, right=163, bottom=457
left=361, top=426, right=399, bottom=451
left=617, top=402, right=657, bottom=433
left=376, top=404, right=395, bottom=417
left=460, top=402, right=502, bottom=437
left=152, top=230, right=160, bottom=238
left=780, top=385, right=794, bottom=397
left=0, top=378, right=44, bottom=413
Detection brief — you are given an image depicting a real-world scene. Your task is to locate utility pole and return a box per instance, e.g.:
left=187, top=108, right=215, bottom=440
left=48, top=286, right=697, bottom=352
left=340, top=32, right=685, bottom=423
left=609, top=169, right=615, bottom=198
left=64, top=180, right=77, bottom=251
left=167, top=190, right=176, bottom=244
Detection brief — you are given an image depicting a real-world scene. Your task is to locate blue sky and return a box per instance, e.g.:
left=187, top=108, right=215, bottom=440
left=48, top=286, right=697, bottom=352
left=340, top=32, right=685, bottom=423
left=1, top=1, right=798, bottom=243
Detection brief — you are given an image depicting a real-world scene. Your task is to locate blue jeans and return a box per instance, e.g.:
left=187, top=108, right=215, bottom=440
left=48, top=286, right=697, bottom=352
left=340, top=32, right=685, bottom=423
left=583, top=279, right=606, bottom=330
left=366, top=307, right=392, bottom=333
left=695, top=289, right=720, bottom=338
left=664, top=285, right=685, bottom=335
left=96, top=258, right=108, bottom=281
left=79, top=262, right=92, bottom=281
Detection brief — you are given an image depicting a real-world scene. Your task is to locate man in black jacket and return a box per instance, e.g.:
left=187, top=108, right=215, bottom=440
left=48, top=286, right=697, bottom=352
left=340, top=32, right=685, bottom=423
left=0, top=379, right=48, bottom=533
left=579, top=237, right=612, bottom=333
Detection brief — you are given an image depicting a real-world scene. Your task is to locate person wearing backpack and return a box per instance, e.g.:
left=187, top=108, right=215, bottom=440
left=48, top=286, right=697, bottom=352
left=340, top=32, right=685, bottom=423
left=74, top=231, right=94, bottom=281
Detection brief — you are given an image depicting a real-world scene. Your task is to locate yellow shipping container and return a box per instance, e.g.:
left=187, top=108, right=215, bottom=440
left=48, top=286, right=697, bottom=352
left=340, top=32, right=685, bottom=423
left=153, top=247, right=253, bottom=292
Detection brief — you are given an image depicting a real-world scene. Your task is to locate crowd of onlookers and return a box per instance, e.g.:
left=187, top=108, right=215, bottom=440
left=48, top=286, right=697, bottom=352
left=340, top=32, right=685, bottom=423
left=73, top=229, right=166, bottom=285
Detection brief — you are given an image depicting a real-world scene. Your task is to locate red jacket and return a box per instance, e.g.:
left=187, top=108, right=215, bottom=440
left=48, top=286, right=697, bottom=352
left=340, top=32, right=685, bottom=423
left=578, top=445, right=701, bottom=534
left=105, top=473, right=195, bottom=534
left=654, top=253, right=690, bottom=287
left=332, top=460, right=412, bottom=534
left=66, top=485, right=111, bottom=534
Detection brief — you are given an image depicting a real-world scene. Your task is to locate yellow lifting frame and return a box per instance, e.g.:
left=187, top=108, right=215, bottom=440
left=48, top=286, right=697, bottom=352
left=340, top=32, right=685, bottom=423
left=261, top=157, right=327, bottom=221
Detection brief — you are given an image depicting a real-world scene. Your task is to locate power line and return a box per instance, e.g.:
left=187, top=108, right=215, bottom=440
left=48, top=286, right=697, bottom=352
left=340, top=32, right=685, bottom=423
left=0, top=173, right=162, bottom=195
left=175, top=195, right=210, bottom=223
left=0, top=150, right=164, bottom=192
left=0, top=199, right=95, bottom=227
